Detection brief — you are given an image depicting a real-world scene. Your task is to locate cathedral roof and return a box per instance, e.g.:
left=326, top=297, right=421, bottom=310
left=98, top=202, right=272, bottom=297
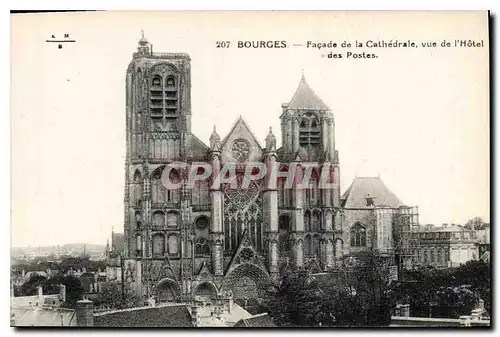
left=220, top=116, right=263, bottom=150
left=191, top=134, right=210, bottom=159
left=287, top=75, right=330, bottom=111
left=342, top=177, right=403, bottom=209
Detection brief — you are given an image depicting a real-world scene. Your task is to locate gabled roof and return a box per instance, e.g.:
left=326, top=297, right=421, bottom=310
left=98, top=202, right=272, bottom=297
left=220, top=116, right=262, bottom=149
left=191, top=134, right=210, bottom=159
left=94, top=304, right=193, bottom=327
left=233, top=313, right=277, bottom=327
left=342, top=177, right=403, bottom=209
left=11, top=308, right=76, bottom=327
left=287, top=75, right=330, bottom=111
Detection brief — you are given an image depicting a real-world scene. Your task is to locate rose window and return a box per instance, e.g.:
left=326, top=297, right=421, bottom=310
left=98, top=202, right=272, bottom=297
left=240, top=248, right=254, bottom=262
left=232, top=138, right=251, bottom=162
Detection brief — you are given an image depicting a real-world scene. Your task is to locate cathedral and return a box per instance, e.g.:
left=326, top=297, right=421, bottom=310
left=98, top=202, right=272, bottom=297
left=119, top=34, right=419, bottom=306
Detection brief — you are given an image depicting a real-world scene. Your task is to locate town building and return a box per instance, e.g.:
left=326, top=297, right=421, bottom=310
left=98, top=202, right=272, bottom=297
left=418, top=224, right=479, bottom=268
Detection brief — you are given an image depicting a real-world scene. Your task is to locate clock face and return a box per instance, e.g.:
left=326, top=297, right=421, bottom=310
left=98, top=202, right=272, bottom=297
left=232, top=138, right=251, bottom=162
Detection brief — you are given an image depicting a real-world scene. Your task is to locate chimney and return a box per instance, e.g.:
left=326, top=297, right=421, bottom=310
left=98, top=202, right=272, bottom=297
left=37, top=285, right=44, bottom=304
left=223, top=292, right=233, bottom=313
left=59, top=284, right=66, bottom=303
left=401, top=304, right=410, bottom=317
left=478, top=298, right=485, bottom=310
left=191, top=299, right=200, bottom=327
left=76, top=299, right=94, bottom=327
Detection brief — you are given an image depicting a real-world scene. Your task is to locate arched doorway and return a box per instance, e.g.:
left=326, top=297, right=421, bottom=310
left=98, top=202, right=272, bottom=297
left=154, top=278, right=180, bottom=304
left=222, top=263, right=272, bottom=311
left=193, top=282, right=218, bottom=305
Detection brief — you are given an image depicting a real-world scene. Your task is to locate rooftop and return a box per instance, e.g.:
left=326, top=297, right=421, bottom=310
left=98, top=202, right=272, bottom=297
left=94, top=303, right=193, bottom=327
left=286, top=75, right=330, bottom=111
left=342, top=177, right=403, bottom=209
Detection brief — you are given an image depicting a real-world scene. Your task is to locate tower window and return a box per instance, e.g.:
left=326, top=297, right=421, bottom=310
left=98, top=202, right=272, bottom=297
left=195, top=238, right=210, bottom=257
left=299, top=113, right=321, bottom=147
left=149, top=74, right=178, bottom=119
left=166, top=77, right=175, bottom=87
left=167, top=211, right=179, bottom=228
left=152, top=76, right=162, bottom=87
left=152, top=233, right=166, bottom=257
left=168, top=235, right=179, bottom=255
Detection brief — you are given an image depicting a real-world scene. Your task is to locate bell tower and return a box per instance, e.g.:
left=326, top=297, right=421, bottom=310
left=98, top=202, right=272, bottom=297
left=279, top=75, right=341, bottom=270
left=123, top=33, right=193, bottom=302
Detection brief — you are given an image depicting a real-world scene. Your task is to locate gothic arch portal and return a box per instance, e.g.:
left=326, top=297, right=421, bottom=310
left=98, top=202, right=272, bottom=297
left=192, top=281, right=219, bottom=304
left=154, top=278, right=181, bottom=303
left=222, top=263, right=272, bottom=300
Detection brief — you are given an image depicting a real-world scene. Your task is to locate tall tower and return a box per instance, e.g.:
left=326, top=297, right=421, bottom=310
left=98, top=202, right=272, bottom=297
left=279, top=75, right=340, bottom=270
left=123, top=33, right=192, bottom=299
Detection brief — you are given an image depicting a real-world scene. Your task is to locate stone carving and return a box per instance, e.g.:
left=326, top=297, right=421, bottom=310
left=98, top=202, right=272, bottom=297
left=232, top=138, right=251, bottom=162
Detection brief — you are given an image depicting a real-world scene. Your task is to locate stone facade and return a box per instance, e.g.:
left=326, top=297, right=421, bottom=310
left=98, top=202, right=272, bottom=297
left=418, top=224, right=479, bottom=268
left=121, top=35, right=414, bottom=305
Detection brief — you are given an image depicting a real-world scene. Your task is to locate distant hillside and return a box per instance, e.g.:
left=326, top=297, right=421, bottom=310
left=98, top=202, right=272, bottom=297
left=11, top=243, right=106, bottom=258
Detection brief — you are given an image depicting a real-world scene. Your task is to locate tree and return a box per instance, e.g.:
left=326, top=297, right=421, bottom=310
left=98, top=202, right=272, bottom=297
left=60, top=257, right=90, bottom=273
left=325, top=252, right=394, bottom=326
left=465, top=217, right=485, bottom=230
left=393, top=260, right=491, bottom=318
left=19, top=274, right=48, bottom=296
left=94, top=282, right=124, bottom=309
left=266, top=252, right=394, bottom=327
left=267, top=271, right=325, bottom=327
left=58, top=275, right=85, bottom=309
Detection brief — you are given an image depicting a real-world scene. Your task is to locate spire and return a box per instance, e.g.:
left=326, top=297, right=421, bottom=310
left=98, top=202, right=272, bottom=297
left=209, top=125, right=221, bottom=151
left=265, top=126, right=276, bottom=152
left=139, top=29, right=148, bottom=45
left=137, top=30, right=150, bottom=55
left=287, top=75, right=330, bottom=111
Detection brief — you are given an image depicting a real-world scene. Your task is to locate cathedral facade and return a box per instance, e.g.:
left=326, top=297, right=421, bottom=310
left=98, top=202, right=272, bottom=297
left=121, top=36, right=418, bottom=305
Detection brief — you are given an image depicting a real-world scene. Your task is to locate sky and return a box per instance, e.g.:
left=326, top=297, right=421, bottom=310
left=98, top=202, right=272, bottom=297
left=10, top=11, right=490, bottom=247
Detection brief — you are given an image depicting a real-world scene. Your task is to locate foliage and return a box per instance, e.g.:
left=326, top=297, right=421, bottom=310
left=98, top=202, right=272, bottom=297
left=267, top=252, right=394, bottom=327
left=54, top=275, right=85, bottom=309
left=12, top=257, right=107, bottom=274
left=93, top=282, right=124, bottom=309
left=266, top=271, right=325, bottom=327
left=323, top=252, right=394, bottom=326
left=394, top=260, right=491, bottom=318
left=465, top=217, right=487, bottom=230
left=16, top=273, right=85, bottom=309
left=19, top=274, right=48, bottom=296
